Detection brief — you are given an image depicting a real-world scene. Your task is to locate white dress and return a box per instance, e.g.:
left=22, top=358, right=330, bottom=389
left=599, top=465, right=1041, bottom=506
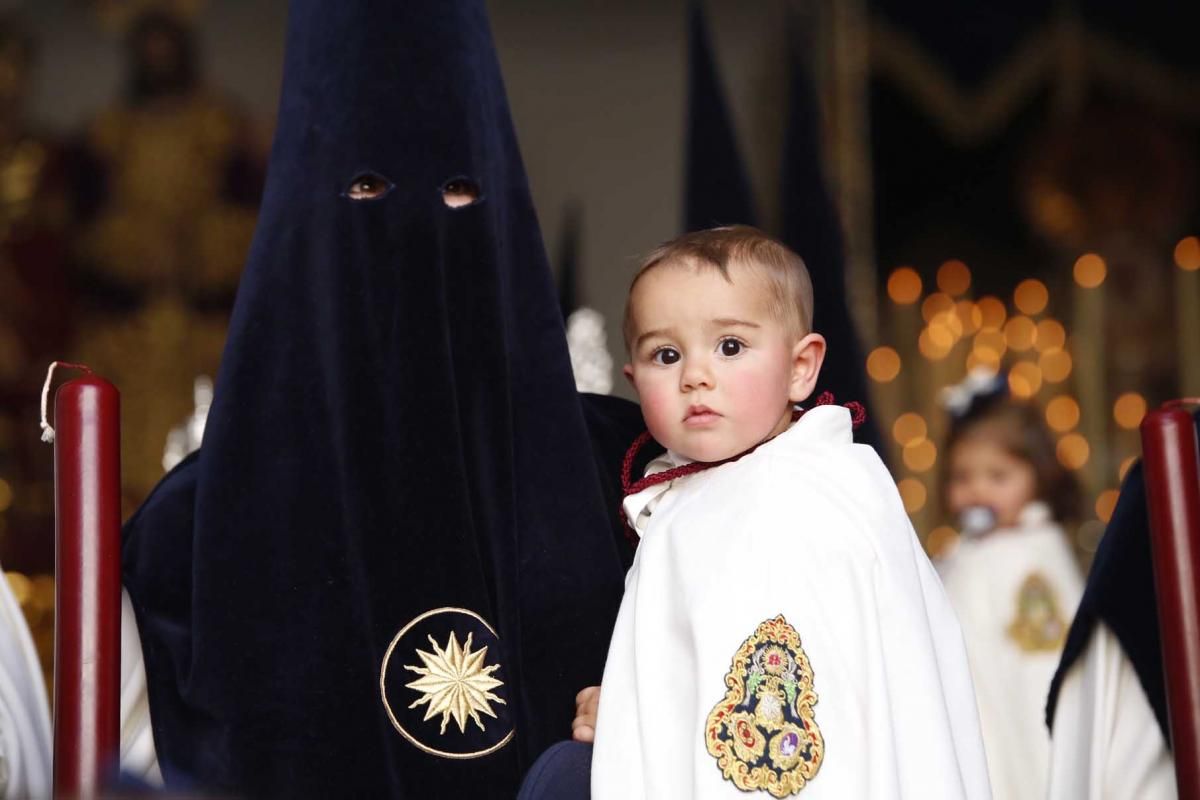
left=0, top=569, right=51, bottom=800
left=936, top=503, right=1084, bottom=800
left=592, top=406, right=991, bottom=799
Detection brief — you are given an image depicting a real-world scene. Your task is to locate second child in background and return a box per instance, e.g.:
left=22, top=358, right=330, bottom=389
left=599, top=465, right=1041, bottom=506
left=935, top=371, right=1085, bottom=800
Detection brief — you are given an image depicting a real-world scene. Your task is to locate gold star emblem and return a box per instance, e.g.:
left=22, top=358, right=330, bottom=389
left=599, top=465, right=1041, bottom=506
left=404, top=631, right=507, bottom=735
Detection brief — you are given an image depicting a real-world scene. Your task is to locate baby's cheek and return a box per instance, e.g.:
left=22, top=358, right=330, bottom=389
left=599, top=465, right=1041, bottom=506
left=637, top=386, right=676, bottom=438
left=729, top=370, right=784, bottom=417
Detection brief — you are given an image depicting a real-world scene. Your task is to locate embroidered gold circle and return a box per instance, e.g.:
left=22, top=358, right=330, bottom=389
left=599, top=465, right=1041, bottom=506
left=380, top=606, right=515, bottom=760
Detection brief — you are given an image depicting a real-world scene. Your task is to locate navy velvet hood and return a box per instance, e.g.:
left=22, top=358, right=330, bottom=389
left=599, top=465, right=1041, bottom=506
left=121, top=1, right=641, bottom=796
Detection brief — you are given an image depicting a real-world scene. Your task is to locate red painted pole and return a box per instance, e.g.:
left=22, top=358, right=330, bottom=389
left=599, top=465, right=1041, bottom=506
left=53, top=374, right=122, bottom=798
left=1141, top=405, right=1200, bottom=799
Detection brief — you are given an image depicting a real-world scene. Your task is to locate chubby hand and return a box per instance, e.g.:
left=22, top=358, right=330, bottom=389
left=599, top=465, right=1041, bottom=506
left=572, top=685, right=601, bottom=743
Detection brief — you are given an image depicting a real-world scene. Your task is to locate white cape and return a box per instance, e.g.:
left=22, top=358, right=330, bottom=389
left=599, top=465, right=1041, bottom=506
left=0, top=581, right=158, bottom=799
left=0, top=569, right=50, bottom=800
left=592, top=406, right=991, bottom=799
left=936, top=504, right=1083, bottom=800
left=1046, top=623, right=1176, bottom=800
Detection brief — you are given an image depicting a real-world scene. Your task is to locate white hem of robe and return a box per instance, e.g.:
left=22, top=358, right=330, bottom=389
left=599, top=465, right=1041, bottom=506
left=1046, top=622, right=1176, bottom=800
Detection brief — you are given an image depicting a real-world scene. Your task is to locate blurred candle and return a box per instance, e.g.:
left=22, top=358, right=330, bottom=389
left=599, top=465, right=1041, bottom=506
left=1175, top=239, right=1200, bottom=395
left=1073, top=254, right=1107, bottom=496
left=53, top=374, right=121, bottom=798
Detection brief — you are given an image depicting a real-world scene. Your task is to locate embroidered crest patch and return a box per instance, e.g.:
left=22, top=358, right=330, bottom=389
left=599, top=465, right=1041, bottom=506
left=705, top=615, right=823, bottom=796
left=379, top=607, right=515, bottom=759
left=1007, top=572, right=1067, bottom=652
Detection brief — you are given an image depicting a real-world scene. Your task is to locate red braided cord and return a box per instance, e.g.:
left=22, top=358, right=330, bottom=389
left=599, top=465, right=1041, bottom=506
left=620, top=430, right=655, bottom=495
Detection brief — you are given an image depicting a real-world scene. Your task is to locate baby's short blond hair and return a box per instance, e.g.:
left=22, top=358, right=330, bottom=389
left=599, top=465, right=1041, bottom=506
left=622, top=225, right=814, bottom=350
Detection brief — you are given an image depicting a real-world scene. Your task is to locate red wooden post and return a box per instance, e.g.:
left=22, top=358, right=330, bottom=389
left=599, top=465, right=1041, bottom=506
left=1140, top=405, right=1200, bottom=799
left=53, top=374, right=122, bottom=798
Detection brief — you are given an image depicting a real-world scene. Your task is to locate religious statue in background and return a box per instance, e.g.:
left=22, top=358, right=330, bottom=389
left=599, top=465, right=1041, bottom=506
left=72, top=6, right=263, bottom=506
left=0, top=17, right=74, bottom=578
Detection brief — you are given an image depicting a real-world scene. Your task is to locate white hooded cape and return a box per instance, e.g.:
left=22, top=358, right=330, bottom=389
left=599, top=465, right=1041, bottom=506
left=591, top=406, right=991, bottom=799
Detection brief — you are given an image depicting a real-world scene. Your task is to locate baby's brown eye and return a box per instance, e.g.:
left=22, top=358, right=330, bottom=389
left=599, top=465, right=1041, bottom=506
left=719, top=338, right=743, bottom=357
left=653, top=348, right=680, bottom=366
left=344, top=172, right=393, bottom=201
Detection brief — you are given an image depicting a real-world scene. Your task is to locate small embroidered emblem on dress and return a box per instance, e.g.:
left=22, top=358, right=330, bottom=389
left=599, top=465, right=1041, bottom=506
left=705, top=615, right=823, bottom=796
left=1007, top=572, right=1067, bottom=652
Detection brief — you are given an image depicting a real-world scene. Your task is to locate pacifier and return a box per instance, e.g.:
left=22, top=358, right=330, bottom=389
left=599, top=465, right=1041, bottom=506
left=958, top=505, right=998, bottom=538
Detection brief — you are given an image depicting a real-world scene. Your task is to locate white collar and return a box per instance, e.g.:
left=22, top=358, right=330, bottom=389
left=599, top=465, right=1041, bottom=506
left=621, top=405, right=854, bottom=537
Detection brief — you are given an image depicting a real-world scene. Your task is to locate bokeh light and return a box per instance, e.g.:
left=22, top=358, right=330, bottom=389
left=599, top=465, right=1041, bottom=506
left=31, top=574, right=55, bottom=610
left=5, top=571, right=31, bottom=606
left=976, top=296, right=1007, bottom=330
left=1175, top=237, right=1200, bottom=271
left=1057, top=433, right=1090, bottom=470
left=1045, top=396, right=1080, bottom=432
left=921, top=292, right=956, bottom=323
left=1034, top=319, right=1066, bottom=352
left=1073, top=253, right=1107, bottom=288
left=903, top=438, right=938, bottom=472
left=966, top=350, right=1001, bottom=371
left=1095, top=489, right=1120, bottom=523
left=1008, top=362, right=1043, bottom=398
left=888, top=267, right=923, bottom=304
left=1039, top=348, right=1073, bottom=383
left=897, top=478, right=927, bottom=513
left=892, top=412, right=928, bottom=446
left=973, top=329, right=1007, bottom=362
left=1113, top=392, right=1147, bottom=430
left=926, top=526, right=960, bottom=559
left=1013, top=279, right=1049, bottom=315
left=1003, top=316, right=1038, bottom=351
left=928, top=316, right=960, bottom=349
left=867, top=347, right=901, bottom=383
left=955, top=300, right=983, bottom=336
left=937, top=259, right=972, bottom=296
left=1119, top=456, right=1137, bottom=481
left=919, top=328, right=953, bottom=360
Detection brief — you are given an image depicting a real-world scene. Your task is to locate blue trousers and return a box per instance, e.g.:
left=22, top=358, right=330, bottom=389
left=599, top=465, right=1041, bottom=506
left=517, top=741, right=592, bottom=800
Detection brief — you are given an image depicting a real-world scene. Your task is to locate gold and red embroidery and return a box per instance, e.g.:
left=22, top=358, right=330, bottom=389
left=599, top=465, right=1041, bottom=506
left=1007, top=572, right=1068, bottom=652
left=705, top=615, right=823, bottom=796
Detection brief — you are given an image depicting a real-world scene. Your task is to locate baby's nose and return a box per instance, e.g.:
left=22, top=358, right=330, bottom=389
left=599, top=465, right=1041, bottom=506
left=680, top=358, right=714, bottom=390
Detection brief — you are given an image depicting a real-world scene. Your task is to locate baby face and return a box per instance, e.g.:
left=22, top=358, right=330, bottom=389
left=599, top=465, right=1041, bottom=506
left=624, top=262, right=803, bottom=462
left=945, top=437, right=1037, bottom=529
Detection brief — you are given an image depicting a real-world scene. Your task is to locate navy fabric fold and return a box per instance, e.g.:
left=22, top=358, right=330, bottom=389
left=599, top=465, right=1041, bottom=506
left=779, top=16, right=883, bottom=453
left=684, top=0, right=757, bottom=232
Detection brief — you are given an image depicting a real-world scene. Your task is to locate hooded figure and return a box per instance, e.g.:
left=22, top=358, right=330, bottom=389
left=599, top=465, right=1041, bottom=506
left=121, top=1, right=643, bottom=795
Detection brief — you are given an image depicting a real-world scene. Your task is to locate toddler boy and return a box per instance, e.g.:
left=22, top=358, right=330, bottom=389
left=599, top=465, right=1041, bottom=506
left=587, top=226, right=991, bottom=798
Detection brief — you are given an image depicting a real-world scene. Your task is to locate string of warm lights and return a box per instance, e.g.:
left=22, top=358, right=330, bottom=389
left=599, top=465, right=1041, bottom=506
left=869, top=235, right=1198, bottom=558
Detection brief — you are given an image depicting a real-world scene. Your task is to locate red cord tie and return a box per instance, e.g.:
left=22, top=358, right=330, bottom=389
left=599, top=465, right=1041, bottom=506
left=618, top=394, right=868, bottom=547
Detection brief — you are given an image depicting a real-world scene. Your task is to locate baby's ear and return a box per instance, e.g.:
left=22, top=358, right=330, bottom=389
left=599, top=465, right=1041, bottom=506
left=622, top=364, right=635, bottom=388
left=788, top=333, right=826, bottom=404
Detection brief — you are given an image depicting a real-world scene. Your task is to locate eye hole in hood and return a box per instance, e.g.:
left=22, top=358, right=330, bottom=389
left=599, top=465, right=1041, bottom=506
left=343, top=171, right=394, bottom=201
left=441, top=176, right=482, bottom=208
